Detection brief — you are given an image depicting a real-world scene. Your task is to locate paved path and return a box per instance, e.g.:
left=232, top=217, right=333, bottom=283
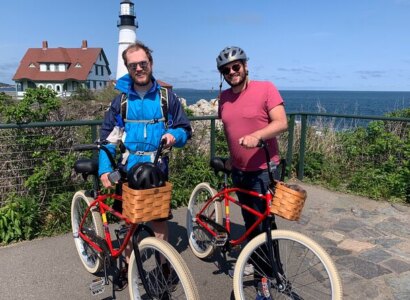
left=1, top=182, right=410, bottom=299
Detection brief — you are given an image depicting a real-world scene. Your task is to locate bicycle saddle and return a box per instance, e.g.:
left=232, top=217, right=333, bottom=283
left=210, top=157, right=231, bottom=175
left=74, top=158, right=99, bottom=176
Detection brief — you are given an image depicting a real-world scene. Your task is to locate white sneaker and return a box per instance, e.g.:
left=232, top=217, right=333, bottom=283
left=228, top=263, right=254, bottom=278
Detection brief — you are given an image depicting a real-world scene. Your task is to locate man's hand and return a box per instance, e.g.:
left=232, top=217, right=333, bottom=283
left=100, top=172, right=114, bottom=188
left=238, top=135, right=261, bottom=149
left=161, top=133, right=176, bottom=148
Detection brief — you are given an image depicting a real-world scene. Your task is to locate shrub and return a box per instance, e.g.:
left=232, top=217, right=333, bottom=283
left=0, top=196, right=41, bottom=244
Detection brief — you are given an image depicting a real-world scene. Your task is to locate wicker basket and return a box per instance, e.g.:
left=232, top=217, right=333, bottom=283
left=122, top=182, right=172, bottom=223
left=270, top=181, right=307, bottom=221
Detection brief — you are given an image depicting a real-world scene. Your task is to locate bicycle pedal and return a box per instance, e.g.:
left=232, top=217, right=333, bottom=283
left=89, top=277, right=105, bottom=296
left=213, top=232, right=228, bottom=246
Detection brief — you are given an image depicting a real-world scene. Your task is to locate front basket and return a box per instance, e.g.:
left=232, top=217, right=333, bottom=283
left=270, top=181, right=307, bottom=221
left=122, top=182, right=172, bottom=223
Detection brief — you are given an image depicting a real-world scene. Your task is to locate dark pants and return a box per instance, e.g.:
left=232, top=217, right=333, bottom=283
left=232, top=168, right=278, bottom=279
left=232, top=168, right=271, bottom=242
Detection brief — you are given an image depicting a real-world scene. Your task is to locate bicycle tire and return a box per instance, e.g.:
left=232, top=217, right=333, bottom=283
left=186, top=182, right=223, bottom=259
left=233, top=230, right=343, bottom=300
left=128, top=237, right=200, bottom=300
left=71, top=191, right=105, bottom=274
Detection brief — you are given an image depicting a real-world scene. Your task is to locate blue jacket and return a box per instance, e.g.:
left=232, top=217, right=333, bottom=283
left=98, top=74, right=192, bottom=176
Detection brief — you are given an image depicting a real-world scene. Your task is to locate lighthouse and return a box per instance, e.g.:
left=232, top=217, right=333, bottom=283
left=116, top=0, right=138, bottom=79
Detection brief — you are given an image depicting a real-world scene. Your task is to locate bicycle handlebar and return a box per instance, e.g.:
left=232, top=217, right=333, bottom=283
left=72, top=144, right=99, bottom=152
left=256, top=140, right=286, bottom=183
left=73, top=139, right=167, bottom=171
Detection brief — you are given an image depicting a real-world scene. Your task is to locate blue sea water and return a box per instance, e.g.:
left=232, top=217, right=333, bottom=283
left=174, top=89, right=410, bottom=117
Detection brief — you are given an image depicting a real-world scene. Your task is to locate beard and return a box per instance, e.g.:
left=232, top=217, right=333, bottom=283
left=225, top=71, right=247, bottom=88
left=131, top=69, right=153, bottom=87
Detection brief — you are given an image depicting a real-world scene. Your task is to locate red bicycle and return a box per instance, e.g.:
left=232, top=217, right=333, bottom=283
left=71, top=140, right=199, bottom=299
left=186, top=141, right=342, bottom=299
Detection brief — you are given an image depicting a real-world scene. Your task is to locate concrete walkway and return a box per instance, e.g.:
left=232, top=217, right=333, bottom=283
left=1, top=182, right=409, bottom=299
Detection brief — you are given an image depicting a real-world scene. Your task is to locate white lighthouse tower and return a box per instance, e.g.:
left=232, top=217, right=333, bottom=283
left=116, top=0, right=138, bottom=79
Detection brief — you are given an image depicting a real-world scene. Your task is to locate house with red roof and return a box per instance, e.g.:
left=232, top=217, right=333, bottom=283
left=12, top=40, right=111, bottom=99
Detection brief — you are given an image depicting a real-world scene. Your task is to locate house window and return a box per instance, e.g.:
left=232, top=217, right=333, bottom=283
left=75, top=63, right=82, bottom=68
left=29, top=63, right=36, bottom=68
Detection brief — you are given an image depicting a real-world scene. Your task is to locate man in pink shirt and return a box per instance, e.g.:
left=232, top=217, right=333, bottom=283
left=216, top=46, right=288, bottom=277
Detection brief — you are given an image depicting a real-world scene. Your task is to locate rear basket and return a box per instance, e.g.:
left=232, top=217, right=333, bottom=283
left=122, top=182, right=172, bottom=223
left=270, top=181, right=307, bottom=221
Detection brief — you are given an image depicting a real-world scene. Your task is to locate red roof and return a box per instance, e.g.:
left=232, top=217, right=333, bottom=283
left=13, top=41, right=110, bottom=81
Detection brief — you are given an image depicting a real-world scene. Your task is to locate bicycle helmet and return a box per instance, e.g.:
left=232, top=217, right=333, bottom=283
left=127, top=162, right=165, bottom=190
left=216, top=46, right=248, bottom=70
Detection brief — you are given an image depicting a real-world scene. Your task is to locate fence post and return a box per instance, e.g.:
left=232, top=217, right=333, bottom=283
left=286, top=115, right=295, bottom=179
left=210, top=118, right=216, bottom=159
left=91, top=124, right=98, bottom=159
left=298, top=114, right=308, bottom=180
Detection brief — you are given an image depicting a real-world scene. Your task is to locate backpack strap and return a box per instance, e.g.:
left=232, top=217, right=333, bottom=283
left=159, top=87, right=169, bottom=129
left=119, top=88, right=169, bottom=129
left=120, top=92, right=127, bottom=125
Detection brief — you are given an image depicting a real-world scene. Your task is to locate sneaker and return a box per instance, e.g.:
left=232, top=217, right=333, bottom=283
left=113, top=265, right=128, bottom=291
left=228, top=263, right=254, bottom=278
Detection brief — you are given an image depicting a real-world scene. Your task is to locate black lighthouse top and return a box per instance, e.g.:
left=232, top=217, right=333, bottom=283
left=117, top=0, right=138, bottom=27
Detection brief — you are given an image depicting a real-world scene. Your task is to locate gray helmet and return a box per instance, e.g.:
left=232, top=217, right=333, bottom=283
left=216, top=46, right=248, bottom=70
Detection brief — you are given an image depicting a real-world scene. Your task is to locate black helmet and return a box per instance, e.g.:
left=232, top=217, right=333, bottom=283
left=216, top=46, right=248, bottom=70
left=127, top=162, right=166, bottom=190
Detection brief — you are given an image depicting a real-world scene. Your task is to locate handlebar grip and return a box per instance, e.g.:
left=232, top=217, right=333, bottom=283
left=72, top=144, right=99, bottom=152
left=153, top=139, right=167, bottom=164
left=256, top=140, right=265, bottom=148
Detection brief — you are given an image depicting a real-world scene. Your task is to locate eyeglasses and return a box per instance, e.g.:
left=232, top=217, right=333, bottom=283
left=221, top=63, right=241, bottom=75
left=127, top=61, right=150, bottom=71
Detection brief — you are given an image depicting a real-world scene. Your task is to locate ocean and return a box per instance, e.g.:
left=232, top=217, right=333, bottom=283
left=174, top=89, right=410, bottom=117
left=2, top=86, right=409, bottom=117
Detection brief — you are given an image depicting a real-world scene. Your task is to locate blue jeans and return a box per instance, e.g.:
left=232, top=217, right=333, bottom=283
left=232, top=168, right=275, bottom=243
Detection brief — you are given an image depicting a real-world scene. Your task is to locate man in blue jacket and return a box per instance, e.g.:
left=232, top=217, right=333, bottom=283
left=98, top=41, right=191, bottom=288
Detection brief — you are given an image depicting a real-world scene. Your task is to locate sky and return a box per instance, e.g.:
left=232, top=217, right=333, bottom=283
left=1, top=0, right=410, bottom=91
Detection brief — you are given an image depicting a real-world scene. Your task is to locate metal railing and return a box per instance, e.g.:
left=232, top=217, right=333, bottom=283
left=0, top=113, right=408, bottom=205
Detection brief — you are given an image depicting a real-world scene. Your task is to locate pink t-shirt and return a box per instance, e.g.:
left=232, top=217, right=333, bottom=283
left=218, top=80, right=284, bottom=171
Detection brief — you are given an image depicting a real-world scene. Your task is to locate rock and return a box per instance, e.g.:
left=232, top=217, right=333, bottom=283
left=188, top=98, right=219, bottom=116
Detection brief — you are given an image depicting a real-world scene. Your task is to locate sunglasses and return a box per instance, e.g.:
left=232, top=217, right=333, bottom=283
left=221, top=63, right=242, bottom=75
left=127, top=60, right=149, bottom=71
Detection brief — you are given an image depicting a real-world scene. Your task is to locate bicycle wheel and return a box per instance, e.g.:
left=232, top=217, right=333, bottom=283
left=71, top=190, right=104, bottom=274
left=186, top=182, right=222, bottom=259
left=128, top=237, right=200, bottom=300
left=233, top=230, right=343, bottom=300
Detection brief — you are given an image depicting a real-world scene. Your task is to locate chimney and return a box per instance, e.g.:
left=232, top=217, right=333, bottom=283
left=81, top=40, right=88, bottom=49
left=42, top=41, right=48, bottom=50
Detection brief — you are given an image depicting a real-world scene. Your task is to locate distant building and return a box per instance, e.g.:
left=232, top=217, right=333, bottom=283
left=12, top=40, right=111, bottom=99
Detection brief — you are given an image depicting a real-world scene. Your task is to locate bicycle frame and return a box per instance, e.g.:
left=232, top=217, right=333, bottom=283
left=196, top=186, right=273, bottom=247
left=78, top=192, right=138, bottom=259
